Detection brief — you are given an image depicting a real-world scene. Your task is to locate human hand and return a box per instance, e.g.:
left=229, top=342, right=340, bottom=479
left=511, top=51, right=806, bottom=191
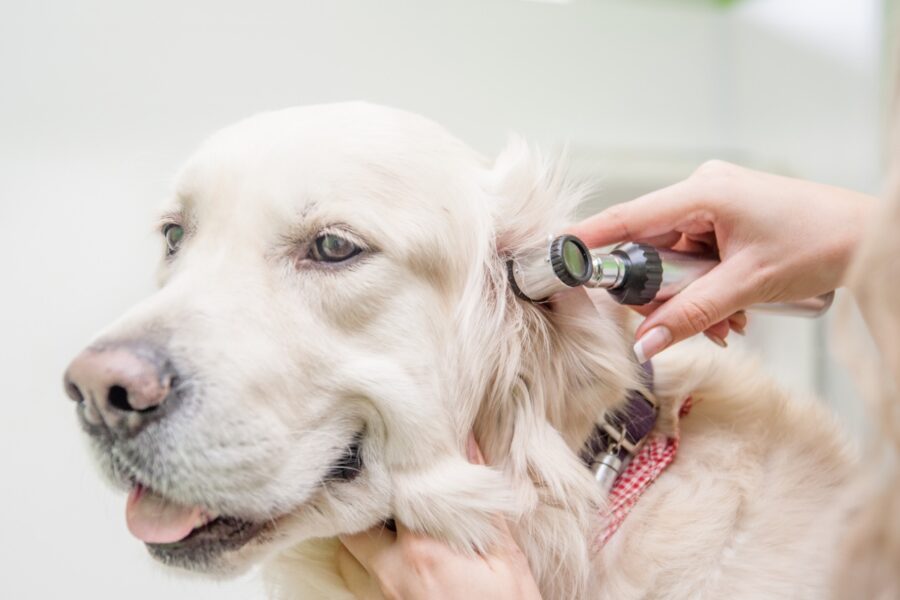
left=569, top=160, right=875, bottom=362
left=337, top=434, right=542, bottom=600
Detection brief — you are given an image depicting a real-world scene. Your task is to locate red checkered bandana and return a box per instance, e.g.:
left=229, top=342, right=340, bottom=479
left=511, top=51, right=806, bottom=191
left=595, top=397, right=693, bottom=549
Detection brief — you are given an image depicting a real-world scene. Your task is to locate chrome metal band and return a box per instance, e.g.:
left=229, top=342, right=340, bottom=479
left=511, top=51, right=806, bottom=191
left=588, top=253, right=627, bottom=289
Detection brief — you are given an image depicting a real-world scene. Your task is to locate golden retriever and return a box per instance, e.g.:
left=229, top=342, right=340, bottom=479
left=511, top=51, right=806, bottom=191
left=63, top=103, right=855, bottom=599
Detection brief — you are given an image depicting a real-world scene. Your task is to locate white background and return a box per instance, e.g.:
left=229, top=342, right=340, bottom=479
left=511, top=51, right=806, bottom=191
left=0, top=1, right=887, bottom=598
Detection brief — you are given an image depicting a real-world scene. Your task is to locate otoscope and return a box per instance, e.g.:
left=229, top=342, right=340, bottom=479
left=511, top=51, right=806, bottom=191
left=507, top=235, right=834, bottom=317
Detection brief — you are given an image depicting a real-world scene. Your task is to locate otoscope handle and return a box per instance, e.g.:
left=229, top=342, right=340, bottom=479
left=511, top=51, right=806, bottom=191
left=597, top=243, right=834, bottom=318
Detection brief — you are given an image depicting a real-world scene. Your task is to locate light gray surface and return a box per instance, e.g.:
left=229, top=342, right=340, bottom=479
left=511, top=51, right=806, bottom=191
left=0, top=1, right=885, bottom=598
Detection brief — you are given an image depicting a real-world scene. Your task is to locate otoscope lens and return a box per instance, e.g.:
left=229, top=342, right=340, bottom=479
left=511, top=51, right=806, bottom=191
left=548, top=234, right=592, bottom=287
left=562, top=238, right=589, bottom=278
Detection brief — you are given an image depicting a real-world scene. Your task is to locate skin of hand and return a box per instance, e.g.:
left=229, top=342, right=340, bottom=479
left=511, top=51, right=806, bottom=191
left=337, top=434, right=543, bottom=600
left=568, top=160, right=876, bottom=363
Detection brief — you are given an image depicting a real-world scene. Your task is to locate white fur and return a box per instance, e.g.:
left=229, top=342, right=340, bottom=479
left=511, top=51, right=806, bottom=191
left=80, top=103, right=856, bottom=599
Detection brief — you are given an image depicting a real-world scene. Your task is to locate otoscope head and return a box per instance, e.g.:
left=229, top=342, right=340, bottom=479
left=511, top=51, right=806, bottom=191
left=507, top=234, right=593, bottom=302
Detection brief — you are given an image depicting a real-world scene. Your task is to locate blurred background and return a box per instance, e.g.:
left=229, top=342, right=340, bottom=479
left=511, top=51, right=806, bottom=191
left=0, top=0, right=892, bottom=597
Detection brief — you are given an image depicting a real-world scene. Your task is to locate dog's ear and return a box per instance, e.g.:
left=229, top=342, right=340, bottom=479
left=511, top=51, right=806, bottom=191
left=469, top=136, right=641, bottom=436
left=487, top=136, right=578, bottom=256
left=451, top=138, right=644, bottom=597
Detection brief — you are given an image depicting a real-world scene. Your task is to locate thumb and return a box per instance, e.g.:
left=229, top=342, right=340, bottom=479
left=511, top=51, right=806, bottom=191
left=632, top=260, right=757, bottom=362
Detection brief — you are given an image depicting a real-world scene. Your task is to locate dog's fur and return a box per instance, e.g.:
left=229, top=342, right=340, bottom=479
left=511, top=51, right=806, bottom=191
left=73, top=103, right=856, bottom=599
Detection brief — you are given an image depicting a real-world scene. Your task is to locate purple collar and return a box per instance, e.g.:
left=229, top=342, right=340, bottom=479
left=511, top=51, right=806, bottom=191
left=580, top=361, right=658, bottom=475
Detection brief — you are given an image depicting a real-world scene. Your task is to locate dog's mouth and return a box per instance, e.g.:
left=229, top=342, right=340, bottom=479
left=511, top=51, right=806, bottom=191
left=120, top=431, right=365, bottom=566
left=126, top=484, right=268, bottom=558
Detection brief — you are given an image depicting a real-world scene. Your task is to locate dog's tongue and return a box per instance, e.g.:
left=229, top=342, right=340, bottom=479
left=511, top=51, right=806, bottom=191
left=126, top=485, right=207, bottom=544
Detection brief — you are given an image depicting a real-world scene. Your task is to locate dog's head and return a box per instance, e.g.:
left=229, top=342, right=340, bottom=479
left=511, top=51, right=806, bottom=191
left=63, top=103, right=637, bottom=587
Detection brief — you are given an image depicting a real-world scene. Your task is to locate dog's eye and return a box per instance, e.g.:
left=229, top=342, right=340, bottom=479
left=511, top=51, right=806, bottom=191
left=311, top=234, right=362, bottom=263
left=163, top=224, right=185, bottom=255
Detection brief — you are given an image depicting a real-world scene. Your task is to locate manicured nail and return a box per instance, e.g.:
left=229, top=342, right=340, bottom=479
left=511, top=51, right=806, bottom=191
left=703, top=331, right=728, bottom=348
left=633, top=326, right=672, bottom=363
left=728, top=312, right=748, bottom=336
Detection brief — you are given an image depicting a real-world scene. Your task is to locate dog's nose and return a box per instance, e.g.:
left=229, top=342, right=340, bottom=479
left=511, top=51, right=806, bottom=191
left=64, top=343, right=176, bottom=436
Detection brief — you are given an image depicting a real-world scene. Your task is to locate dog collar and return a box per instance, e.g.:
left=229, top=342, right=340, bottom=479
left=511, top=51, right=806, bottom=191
left=580, top=362, right=658, bottom=494
left=595, top=397, right=693, bottom=548
left=580, top=363, right=695, bottom=547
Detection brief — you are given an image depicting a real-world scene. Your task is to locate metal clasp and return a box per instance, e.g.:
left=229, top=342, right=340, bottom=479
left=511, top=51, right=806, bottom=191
left=593, top=451, right=624, bottom=495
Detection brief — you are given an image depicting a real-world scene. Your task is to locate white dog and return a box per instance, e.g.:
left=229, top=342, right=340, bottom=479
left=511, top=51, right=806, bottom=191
left=63, top=103, right=855, bottom=599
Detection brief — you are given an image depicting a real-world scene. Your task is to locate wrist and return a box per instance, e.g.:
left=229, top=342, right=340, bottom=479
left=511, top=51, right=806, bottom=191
left=836, top=191, right=878, bottom=286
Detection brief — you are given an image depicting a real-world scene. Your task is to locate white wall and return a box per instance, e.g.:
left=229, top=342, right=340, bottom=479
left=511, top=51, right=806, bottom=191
left=731, top=0, right=884, bottom=434
left=0, top=1, right=885, bottom=598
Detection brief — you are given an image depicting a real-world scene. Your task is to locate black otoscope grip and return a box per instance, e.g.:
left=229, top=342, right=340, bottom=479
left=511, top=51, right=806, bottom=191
left=607, top=243, right=663, bottom=306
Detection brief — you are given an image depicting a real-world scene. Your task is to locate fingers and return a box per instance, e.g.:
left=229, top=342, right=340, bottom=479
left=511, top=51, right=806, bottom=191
left=728, top=311, right=747, bottom=335
left=343, top=431, right=490, bottom=573
left=567, top=178, right=708, bottom=248
left=337, top=433, right=535, bottom=600
left=702, top=326, right=729, bottom=348
left=339, top=525, right=396, bottom=574
left=703, top=311, right=748, bottom=345
left=637, top=231, right=683, bottom=249
left=631, top=300, right=663, bottom=318
left=633, top=260, right=757, bottom=362
left=336, top=543, right=384, bottom=600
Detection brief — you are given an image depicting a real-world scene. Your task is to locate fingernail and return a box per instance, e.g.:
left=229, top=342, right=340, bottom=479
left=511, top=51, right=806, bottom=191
left=703, top=331, right=728, bottom=348
left=633, top=326, right=672, bottom=363
left=466, top=432, right=484, bottom=464
left=728, top=314, right=747, bottom=336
